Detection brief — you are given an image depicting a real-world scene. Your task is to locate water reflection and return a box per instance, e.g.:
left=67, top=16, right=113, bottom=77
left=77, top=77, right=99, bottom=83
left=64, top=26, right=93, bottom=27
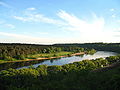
left=75, top=54, right=84, bottom=57
left=0, top=51, right=117, bottom=70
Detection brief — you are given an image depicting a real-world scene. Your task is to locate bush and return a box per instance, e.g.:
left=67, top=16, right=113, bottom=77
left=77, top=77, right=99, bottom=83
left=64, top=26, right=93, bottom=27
left=4, top=56, right=15, bottom=61
left=14, top=55, right=25, bottom=60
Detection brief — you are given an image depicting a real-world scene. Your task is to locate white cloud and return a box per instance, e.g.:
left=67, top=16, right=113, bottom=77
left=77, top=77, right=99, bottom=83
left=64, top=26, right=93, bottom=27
left=57, top=10, right=105, bottom=35
left=27, top=7, right=36, bottom=11
left=13, top=16, right=28, bottom=22
left=117, top=20, right=120, bottom=23
left=57, top=10, right=119, bottom=42
left=13, top=9, right=66, bottom=26
left=0, top=20, right=5, bottom=24
left=112, top=14, right=116, bottom=18
left=0, top=32, right=37, bottom=39
left=117, top=28, right=120, bottom=31
left=0, top=32, right=54, bottom=44
left=0, top=1, right=11, bottom=8
left=5, top=24, right=15, bottom=29
left=36, top=32, right=49, bottom=35
left=13, top=14, right=66, bottom=25
left=0, top=20, right=15, bottom=29
left=110, top=8, right=115, bottom=12
left=0, top=32, right=88, bottom=44
left=12, top=9, right=119, bottom=43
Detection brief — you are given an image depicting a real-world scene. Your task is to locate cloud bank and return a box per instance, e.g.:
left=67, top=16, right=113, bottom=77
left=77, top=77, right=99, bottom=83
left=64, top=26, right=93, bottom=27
left=10, top=8, right=119, bottom=43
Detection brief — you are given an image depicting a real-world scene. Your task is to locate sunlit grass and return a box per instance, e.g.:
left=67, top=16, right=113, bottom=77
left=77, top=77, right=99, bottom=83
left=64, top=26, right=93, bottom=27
left=27, top=52, right=72, bottom=59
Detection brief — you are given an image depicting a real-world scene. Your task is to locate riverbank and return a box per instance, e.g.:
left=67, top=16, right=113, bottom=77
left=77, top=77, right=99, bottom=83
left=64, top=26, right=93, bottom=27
left=0, top=52, right=85, bottom=64
left=1, top=51, right=120, bottom=90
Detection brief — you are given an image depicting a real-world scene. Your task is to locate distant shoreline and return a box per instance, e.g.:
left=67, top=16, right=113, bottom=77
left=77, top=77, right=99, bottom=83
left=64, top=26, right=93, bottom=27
left=0, top=52, right=85, bottom=64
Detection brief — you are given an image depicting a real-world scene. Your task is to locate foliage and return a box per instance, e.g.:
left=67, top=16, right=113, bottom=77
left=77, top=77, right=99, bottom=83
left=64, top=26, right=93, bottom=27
left=54, top=43, right=120, bottom=53
left=0, top=43, right=95, bottom=61
left=0, top=55, right=120, bottom=90
left=1, top=43, right=120, bottom=89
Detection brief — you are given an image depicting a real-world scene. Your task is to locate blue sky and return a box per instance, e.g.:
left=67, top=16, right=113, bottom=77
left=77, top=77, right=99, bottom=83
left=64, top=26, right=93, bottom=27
left=0, top=0, right=120, bottom=44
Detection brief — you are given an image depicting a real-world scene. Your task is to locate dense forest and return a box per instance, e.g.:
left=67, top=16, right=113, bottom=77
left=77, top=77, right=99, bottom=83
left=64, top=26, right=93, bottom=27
left=0, top=55, right=120, bottom=90
left=54, top=43, right=120, bottom=53
left=0, top=43, right=120, bottom=90
left=0, top=43, right=95, bottom=61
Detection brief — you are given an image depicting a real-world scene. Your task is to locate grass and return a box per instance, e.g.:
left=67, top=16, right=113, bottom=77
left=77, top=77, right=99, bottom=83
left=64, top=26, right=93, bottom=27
left=0, top=59, right=18, bottom=63
left=27, top=52, right=73, bottom=59
left=0, top=52, right=73, bottom=63
left=0, top=60, right=5, bottom=63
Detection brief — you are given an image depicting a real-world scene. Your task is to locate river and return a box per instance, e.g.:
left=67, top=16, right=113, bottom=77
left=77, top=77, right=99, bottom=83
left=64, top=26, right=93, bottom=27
left=0, top=51, right=117, bottom=70
left=17, top=51, right=117, bottom=69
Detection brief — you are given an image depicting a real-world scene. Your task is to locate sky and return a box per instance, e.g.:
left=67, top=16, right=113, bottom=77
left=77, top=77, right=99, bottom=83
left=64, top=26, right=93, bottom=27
left=0, top=0, right=120, bottom=44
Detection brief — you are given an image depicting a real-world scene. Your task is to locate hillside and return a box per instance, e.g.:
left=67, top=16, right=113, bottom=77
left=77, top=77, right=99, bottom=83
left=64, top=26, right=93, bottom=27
left=0, top=43, right=120, bottom=90
left=0, top=54, right=120, bottom=90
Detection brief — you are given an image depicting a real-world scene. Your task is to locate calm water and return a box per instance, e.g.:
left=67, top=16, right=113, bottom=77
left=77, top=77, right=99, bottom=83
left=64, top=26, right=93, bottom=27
left=18, top=51, right=117, bottom=69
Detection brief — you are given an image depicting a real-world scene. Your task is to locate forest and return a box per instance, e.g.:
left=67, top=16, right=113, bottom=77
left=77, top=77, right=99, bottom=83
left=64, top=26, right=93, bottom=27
left=0, top=55, right=120, bottom=90
left=54, top=43, right=120, bottom=53
left=0, top=43, right=96, bottom=62
left=0, top=43, right=120, bottom=90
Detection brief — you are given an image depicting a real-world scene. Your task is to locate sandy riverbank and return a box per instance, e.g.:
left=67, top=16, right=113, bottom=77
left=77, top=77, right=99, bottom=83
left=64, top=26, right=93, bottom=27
left=0, top=52, right=85, bottom=63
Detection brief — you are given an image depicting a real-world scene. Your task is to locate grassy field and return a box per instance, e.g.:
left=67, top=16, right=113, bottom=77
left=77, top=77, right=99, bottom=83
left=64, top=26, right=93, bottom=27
left=0, top=52, right=73, bottom=63
left=27, top=52, right=73, bottom=59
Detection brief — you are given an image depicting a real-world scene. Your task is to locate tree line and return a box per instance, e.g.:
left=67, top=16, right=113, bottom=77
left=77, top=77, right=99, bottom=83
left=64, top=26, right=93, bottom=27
left=0, top=43, right=95, bottom=61
left=54, top=43, right=120, bottom=53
